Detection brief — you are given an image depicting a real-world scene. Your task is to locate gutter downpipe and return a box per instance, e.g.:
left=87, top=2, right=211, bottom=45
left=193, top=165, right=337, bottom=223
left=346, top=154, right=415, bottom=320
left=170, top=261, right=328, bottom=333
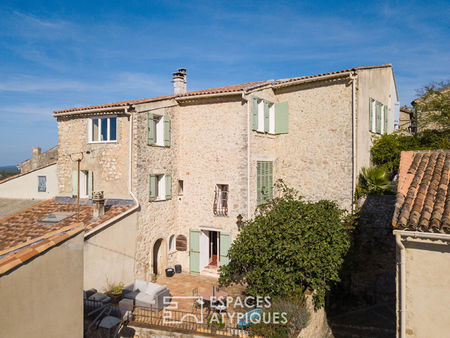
left=242, top=90, right=251, bottom=219
left=395, top=232, right=406, bottom=338
left=84, top=106, right=140, bottom=238
left=350, top=72, right=358, bottom=212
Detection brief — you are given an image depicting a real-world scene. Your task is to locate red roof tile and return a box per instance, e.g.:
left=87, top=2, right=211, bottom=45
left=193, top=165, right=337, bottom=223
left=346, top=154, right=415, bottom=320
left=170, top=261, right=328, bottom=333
left=53, top=64, right=392, bottom=115
left=393, top=150, right=450, bottom=233
left=0, top=198, right=135, bottom=252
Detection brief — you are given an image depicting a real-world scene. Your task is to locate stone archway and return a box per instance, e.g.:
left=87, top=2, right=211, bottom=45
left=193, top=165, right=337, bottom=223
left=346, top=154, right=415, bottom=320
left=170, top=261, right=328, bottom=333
left=153, top=238, right=167, bottom=275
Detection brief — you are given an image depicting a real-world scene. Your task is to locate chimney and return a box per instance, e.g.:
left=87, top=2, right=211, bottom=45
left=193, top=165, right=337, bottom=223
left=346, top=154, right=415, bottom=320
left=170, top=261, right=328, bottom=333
left=172, top=68, right=187, bottom=94
left=92, top=191, right=105, bottom=219
left=31, top=147, right=41, bottom=170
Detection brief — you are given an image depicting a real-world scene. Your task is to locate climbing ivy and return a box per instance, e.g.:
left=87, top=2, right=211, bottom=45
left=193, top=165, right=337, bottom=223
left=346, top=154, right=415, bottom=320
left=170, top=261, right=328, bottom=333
left=219, top=181, right=352, bottom=309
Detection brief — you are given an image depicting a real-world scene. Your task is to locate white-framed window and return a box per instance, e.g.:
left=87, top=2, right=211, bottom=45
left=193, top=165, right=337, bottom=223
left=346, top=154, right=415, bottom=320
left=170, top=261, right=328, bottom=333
left=169, top=235, right=175, bottom=251
left=148, top=113, right=171, bottom=147
left=213, top=184, right=229, bottom=216
left=149, top=173, right=172, bottom=201
left=257, top=99, right=265, bottom=132
left=38, top=176, right=46, bottom=192
left=369, top=98, right=388, bottom=135
left=178, top=180, right=184, bottom=195
left=153, top=115, right=165, bottom=146
left=252, top=97, right=289, bottom=134
left=89, top=116, right=117, bottom=142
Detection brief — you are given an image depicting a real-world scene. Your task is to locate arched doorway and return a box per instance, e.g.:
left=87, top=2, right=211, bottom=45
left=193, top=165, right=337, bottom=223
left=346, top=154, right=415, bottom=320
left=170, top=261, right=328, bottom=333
left=153, top=238, right=167, bottom=275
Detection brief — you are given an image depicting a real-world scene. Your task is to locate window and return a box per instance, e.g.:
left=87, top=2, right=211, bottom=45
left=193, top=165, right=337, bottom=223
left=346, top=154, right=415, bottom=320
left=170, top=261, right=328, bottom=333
left=169, top=235, right=175, bottom=251
left=89, top=116, right=117, bottom=142
left=252, top=97, right=288, bottom=134
left=213, top=184, right=228, bottom=216
left=149, top=174, right=172, bottom=201
left=148, top=113, right=171, bottom=147
left=369, top=98, right=388, bottom=135
left=38, top=176, right=46, bottom=192
left=178, top=180, right=184, bottom=195
left=257, top=161, right=273, bottom=206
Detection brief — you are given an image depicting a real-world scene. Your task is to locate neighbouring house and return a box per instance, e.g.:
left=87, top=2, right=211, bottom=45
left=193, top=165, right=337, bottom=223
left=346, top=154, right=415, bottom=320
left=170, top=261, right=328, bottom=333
left=17, top=146, right=59, bottom=174
left=392, top=150, right=450, bottom=337
left=0, top=196, right=137, bottom=291
left=411, top=86, right=449, bottom=132
left=398, top=106, right=416, bottom=134
left=0, top=220, right=84, bottom=338
left=52, top=64, right=398, bottom=281
left=0, top=146, right=59, bottom=199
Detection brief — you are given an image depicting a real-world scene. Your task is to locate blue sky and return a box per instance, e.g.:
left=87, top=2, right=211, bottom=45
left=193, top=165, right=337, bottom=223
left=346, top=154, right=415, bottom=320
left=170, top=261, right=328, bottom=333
left=0, top=0, right=449, bottom=166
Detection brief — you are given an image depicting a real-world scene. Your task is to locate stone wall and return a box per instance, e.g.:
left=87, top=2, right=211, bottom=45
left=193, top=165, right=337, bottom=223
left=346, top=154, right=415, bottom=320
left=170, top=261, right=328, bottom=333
left=250, top=79, right=354, bottom=212
left=17, top=145, right=58, bottom=173
left=56, top=114, right=130, bottom=199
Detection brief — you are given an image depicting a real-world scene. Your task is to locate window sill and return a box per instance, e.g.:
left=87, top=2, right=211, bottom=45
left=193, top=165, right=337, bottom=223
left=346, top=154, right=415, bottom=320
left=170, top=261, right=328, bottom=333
left=254, top=132, right=276, bottom=139
left=88, top=140, right=118, bottom=144
left=149, top=144, right=169, bottom=148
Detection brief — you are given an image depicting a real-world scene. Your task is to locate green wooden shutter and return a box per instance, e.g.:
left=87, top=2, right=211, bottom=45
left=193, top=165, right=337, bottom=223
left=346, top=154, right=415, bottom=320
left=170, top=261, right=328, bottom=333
left=251, top=97, right=258, bottom=131
left=369, top=98, right=374, bottom=132
left=267, top=161, right=273, bottom=201
left=189, top=229, right=201, bottom=274
left=274, top=101, right=289, bottom=134
left=384, top=105, right=388, bottom=134
left=147, top=113, right=154, bottom=145
left=264, top=100, right=269, bottom=132
left=87, top=170, right=93, bottom=199
left=165, top=174, right=172, bottom=200
left=376, top=102, right=382, bottom=134
left=72, top=170, right=78, bottom=197
left=149, top=174, right=156, bottom=201
left=257, top=162, right=263, bottom=205
left=219, top=232, right=232, bottom=266
left=163, top=115, right=171, bottom=147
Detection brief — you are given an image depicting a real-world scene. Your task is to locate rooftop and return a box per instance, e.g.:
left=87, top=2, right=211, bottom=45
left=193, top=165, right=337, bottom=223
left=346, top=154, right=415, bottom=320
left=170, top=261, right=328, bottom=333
left=392, top=150, right=450, bottom=233
left=54, top=64, right=392, bottom=115
left=0, top=197, right=135, bottom=252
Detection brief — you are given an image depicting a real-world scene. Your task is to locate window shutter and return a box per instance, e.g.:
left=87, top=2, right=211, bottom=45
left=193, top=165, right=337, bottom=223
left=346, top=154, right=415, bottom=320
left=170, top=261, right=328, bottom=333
left=251, top=97, right=258, bottom=131
left=87, top=170, right=93, bottom=199
left=189, top=230, right=201, bottom=274
left=376, top=102, right=382, bottom=134
left=257, top=162, right=262, bottom=205
left=267, top=161, right=273, bottom=201
left=264, top=100, right=270, bottom=132
left=165, top=174, right=172, bottom=200
left=147, top=113, right=155, bottom=145
left=163, top=115, right=171, bottom=147
left=369, top=98, right=374, bottom=132
left=219, top=232, right=232, bottom=266
left=274, top=101, right=289, bottom=134
left=72, top=170, right=78, bottom=197
left=384, top=105, right=388, bottom=134
left=149, top=174, right=156, bottom=201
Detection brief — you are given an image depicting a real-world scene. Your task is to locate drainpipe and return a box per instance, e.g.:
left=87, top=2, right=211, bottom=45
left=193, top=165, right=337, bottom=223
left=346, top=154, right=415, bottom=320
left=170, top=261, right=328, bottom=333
left=395, top=233, right=406, bottom=338
left=84, top=106, right=140, bottom=238
left=242, top=91, right=251, bottom=219
left=350, top=72, right=358, bottom=212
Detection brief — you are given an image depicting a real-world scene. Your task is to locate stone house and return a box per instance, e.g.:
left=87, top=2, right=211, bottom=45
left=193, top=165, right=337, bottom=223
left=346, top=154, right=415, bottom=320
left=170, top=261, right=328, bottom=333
left=53, top=64, right=398, bottom=281
left=392, top=150, right=450, bottom=338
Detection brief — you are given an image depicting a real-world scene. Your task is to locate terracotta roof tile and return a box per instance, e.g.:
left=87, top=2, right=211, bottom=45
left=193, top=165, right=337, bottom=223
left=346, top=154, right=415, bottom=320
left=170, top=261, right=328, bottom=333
left=53, top=81, right=267, bottom=115
left=0, top=224, right=84, bottom=275
left=0, top=198, right=135, bottom=252
left=54, top=64, right=392, bottom=115
left=393, top=150, right=450, bottom=233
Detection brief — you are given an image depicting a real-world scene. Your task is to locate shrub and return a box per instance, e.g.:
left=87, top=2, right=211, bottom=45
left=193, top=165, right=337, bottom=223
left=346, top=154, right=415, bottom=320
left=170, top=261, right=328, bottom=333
left=356, top=167, right=394, bottom=198
left=219, top=181, right=351, bottom=309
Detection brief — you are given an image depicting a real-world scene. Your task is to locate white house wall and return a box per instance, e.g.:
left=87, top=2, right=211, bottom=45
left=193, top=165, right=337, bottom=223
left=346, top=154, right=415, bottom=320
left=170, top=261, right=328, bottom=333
left=0, top=164, right=57, bottom=199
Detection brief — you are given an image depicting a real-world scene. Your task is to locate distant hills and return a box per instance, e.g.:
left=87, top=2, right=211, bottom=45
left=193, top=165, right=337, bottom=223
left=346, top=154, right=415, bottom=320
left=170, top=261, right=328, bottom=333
left=0, top=165, right=19, bottom=180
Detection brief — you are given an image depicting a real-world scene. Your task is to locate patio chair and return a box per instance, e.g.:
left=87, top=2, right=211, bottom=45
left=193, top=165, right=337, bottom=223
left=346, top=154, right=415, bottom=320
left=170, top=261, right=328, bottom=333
left=192, top=288, right=206, bottom=312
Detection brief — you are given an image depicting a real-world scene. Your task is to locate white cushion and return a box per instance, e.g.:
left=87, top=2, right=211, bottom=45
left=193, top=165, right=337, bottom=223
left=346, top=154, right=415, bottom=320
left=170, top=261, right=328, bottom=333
left=133, top=279, right=148, bottom=292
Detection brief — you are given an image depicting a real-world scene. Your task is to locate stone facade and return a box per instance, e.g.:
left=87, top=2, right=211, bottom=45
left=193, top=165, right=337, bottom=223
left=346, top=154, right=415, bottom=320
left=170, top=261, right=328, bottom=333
left=56, top=114, right=130, bottom=199
left=17, top=145, right=58, bottom=173
left=54, top=66, right=398, bottom=280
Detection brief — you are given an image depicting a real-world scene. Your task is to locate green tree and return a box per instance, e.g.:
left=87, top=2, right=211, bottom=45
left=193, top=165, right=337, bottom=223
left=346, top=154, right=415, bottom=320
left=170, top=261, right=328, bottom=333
left=219, top=181, right=351, bottom=309
left=414, top=81, right=450, bottom=131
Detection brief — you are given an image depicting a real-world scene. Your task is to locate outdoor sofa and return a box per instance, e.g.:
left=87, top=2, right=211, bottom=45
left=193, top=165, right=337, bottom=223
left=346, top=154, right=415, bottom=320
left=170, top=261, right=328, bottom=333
left=122, top=279, right=171, bottom=312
